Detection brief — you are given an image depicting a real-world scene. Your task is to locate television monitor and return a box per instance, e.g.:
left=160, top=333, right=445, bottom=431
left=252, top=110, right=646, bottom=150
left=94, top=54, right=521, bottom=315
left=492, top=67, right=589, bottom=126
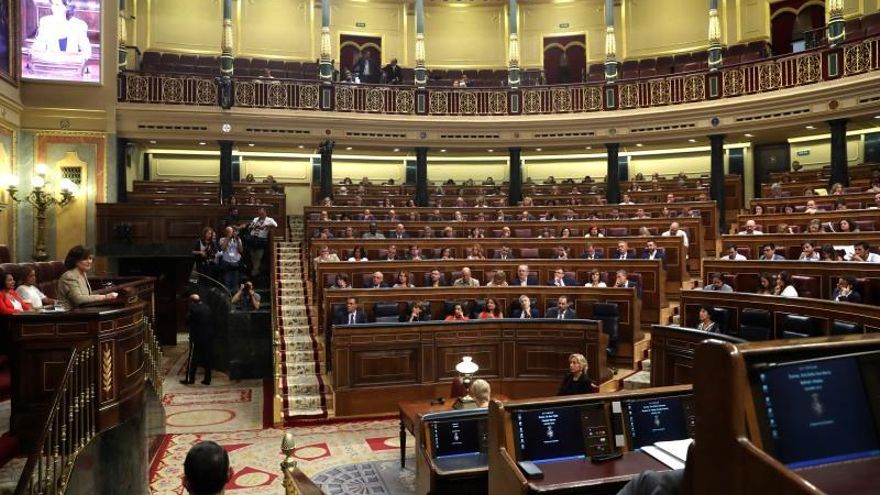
left=750, top=351, right=880, bottom=469
left=513, top=405, right=586, bottom=462
left=430, top=416, right=486, bottom=459
left=791, top=39, right=807, bottom=53
left=21, top=0, right=102, bottom=83
left=622, top=395, right=693, bottom=450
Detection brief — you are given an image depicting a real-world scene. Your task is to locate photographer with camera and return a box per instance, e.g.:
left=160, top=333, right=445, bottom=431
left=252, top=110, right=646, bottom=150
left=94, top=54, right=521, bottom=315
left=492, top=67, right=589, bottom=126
left=218, top=226, right=243, bottom=293
left=231, top=280, right=261, bottom=311
left=246, top=207, right=278, bottom=279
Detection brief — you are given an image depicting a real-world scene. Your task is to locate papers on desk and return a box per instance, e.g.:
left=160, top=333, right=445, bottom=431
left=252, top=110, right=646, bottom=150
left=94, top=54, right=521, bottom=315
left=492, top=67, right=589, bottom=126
left=641, top=439, right=693, bottom=470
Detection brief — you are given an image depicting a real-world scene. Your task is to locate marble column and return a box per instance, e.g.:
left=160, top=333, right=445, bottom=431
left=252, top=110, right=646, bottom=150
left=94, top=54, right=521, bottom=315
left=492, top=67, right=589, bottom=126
left=319, top=0, right=333, bottom=82
left=709, top=134, right=725, bottom=232
left=826, top=0, right=846, bottom=47
left=604, top=0, right=618, bottom=83
left=707, top=0, right=723, bottom=71
left=219, top=0, right=234, bottom=108
left=605, top=143, right=620, bottom=204
left=219, top=141, right=234, bottom=202
left=507, top=0, right=521, bottom=88
left=414, top=0, right=427, bottom=88
left=319, top=140, right=335, bottom=199
left=508, top=148, right=522, bottom=206
left=415, top=148, right=429, bottom=206
left=829, top=119, right=849, bottom=187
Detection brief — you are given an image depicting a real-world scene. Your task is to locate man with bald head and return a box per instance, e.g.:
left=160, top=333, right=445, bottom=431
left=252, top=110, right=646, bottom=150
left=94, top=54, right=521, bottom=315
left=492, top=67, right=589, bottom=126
left=453, top=267, right=480, bottom=287
left=738, top=219, right=763, bottom=235
left=661, top=221, right=689, bottom=248
left=368, top=271, right=388, bottom=289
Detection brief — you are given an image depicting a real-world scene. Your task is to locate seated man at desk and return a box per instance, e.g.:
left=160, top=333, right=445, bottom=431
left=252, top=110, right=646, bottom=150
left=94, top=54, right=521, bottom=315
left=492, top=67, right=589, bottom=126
left=57, top=245, right=118, bottom=309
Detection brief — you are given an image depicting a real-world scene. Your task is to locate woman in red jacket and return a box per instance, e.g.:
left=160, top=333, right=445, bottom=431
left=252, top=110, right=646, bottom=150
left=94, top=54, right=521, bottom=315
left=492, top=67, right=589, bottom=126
left=1, top=272, right=32, bottom=314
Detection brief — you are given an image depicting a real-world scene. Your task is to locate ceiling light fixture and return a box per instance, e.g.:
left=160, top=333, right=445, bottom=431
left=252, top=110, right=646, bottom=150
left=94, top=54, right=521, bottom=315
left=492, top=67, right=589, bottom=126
left=346, top=146, right=352, bottom=150
left=535, top=148, right=542, bottom=152
left=440, top=149, right=447, bottom=153
left=806, top=125, right=816, bottom=130
left=688, top=139, right=697, bottom=143
left=635, top=143, right=644, bottom=148
left=248, top=143, right=255, bottom=147
left=149, top=140, right=157, bottom=144
left=198, top=142, right=206, bottom=146
left=744, top=133, right=754, bottom=138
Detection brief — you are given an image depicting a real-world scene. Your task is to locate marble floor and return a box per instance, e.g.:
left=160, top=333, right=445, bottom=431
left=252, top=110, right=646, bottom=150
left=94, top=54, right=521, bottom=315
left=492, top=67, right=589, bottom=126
left=150, top=340, right=416, bottom=495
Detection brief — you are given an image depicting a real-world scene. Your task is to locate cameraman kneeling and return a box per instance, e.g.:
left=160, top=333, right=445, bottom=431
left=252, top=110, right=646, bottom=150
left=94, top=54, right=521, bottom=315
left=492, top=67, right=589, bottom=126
left=232, top=280, right=261, bottom=311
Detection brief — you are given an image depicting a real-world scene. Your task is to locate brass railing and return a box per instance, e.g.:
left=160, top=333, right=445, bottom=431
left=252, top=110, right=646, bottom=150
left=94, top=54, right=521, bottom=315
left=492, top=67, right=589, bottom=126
left=118, top=36, right=880, bottom=115
left=14, top=344, right=97, bottom=495
left=143, top=316, right=164, bottom=398
left=280, top=431, right=324, bottom=495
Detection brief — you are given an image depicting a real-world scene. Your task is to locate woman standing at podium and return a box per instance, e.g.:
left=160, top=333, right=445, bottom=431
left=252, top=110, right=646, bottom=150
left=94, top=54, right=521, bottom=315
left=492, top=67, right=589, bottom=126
left=557, top=353, right=598, bottom=396
left=57, top=246, right=117, bottom=309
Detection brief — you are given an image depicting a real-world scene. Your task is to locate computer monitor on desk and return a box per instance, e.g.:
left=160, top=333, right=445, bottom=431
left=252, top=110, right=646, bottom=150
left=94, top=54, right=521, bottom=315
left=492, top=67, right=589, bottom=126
left=513, top=402, right=613, bottom=462
left=424, top=409, right=489, bottom=472
left=621, top=395, right=696, bottom=450
left=749, top=350, right=880, bottom=469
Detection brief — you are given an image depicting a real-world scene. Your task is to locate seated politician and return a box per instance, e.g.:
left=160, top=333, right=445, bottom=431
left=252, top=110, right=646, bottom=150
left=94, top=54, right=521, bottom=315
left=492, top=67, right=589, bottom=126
left=57, top=245, right=118, bottom=309
left=512, top=294, right=540, bottom=319
left=1, top=271, right=32, bottom=314
left=558, top=353, right=598, bottom=395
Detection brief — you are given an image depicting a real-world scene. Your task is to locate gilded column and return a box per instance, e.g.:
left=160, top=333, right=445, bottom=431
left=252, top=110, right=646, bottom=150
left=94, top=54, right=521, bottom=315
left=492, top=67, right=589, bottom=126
left=219, top=0, right=234, bottom=109
left=826, top=0, right=845, bottom=47
left=604, top=0, right=618, bottom=83
left=414, top=0, right=427, bottom=88
left=707, top=0, right=722, bottom=71
left=507, top=0, right=520, bottom=88
left=118, top=0, right=127, bottom=72
left=319, top=0, right=333, bottom=83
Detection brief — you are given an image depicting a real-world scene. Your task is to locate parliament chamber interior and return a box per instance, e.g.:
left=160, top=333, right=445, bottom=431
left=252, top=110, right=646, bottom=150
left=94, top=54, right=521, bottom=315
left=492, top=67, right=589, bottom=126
left=2, top=0, right=880, bottom=494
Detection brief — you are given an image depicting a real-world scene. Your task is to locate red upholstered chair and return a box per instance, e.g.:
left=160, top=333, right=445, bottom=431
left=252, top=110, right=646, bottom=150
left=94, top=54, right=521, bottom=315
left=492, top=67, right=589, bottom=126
left=734, top=273, right=760, bottom=293
left=655, top=56, right=674, bottom=74
left=514, top=228, right=532, bottom=238
left=854, top=220, right=876, bottom=231
left=845, top=18, right=864, bottom=39
left=140, top=51, right=161, bottom=72
left=518, top=248, right=539, bottom=258
left=606, top=227, right=629, bottom=237
left=792, top=276, right=820, bottom=299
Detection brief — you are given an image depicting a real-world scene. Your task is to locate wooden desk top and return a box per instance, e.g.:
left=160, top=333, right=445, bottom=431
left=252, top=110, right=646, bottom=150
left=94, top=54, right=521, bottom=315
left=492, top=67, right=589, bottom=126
left=528, top=451, right=669, bottom=493
left=794, top=456, right=880, bottom=495
left=399, top=394, right=510, bottom=434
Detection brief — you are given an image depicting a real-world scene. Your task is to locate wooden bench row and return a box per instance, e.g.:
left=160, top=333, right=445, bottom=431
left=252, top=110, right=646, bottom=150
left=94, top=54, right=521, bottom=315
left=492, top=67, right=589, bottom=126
left=319, top=287, right=642, bottom=369
left=309, top=237, right=688, bottom=283
left=304, top=217, right=706, bottom=260
left=734, top=208, right=880, bottom=233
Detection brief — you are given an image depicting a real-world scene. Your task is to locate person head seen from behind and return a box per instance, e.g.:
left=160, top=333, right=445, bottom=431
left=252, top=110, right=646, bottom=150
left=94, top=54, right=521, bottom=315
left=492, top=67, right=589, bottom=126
left=183, top=441, right=231, bottom=495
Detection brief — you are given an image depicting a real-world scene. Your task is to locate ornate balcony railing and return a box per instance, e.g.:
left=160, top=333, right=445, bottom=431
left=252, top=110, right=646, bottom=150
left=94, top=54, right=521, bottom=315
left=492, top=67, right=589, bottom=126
left=119, top=36, right=880, bottom=116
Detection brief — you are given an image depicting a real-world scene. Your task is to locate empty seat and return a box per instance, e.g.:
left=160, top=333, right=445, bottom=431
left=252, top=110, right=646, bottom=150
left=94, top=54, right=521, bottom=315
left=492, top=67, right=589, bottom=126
left=518, top=248, right=539, bottom=258
left=831, top=320, right=862, bottom=335
left=654, top=56, right=674, bottom=75
left=592, top=302, right=619, bottom=356
left=374, top=302, right=400, bottom=319
left=141, top=51, right=161, bottom=72
left=712, top=307, right=733, bottom=335
left=791, top=275, right=820, bottom=298
left=739, top=308, right=771, bottom=341
left=782, top=314, right=822, bottom=339
left=621, top=60, right=639, bottom=80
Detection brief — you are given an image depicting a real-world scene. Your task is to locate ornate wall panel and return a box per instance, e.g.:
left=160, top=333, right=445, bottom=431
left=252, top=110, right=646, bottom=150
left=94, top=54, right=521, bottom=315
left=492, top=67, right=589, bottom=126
left=424, top=4, right=506, bottom=68
left=147, top=0, right=222, bottom=53
left=239, top=0, right=313, bottom=60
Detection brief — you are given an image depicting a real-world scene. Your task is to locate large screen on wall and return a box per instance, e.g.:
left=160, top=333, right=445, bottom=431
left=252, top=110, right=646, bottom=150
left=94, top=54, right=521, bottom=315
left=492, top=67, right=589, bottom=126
left=21, top=0, right=101, bottom=83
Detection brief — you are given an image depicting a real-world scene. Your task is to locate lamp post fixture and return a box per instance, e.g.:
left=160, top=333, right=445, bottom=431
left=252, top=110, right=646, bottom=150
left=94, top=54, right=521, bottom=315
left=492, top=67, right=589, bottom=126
left=2, top=164, right=78, bottom=261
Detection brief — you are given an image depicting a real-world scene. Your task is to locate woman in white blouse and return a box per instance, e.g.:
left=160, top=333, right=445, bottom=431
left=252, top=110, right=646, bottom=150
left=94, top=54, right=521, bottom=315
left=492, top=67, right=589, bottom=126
left=775, top=271, right=799, bottom=298
left=16, top=267, right=56, bottom=309
left=585, top=269, right=607, bottom=288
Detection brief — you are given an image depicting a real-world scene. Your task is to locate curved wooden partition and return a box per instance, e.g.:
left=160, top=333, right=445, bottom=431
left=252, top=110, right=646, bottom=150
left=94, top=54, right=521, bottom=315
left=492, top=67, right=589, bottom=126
left=5, top=302, right=148, bottom=449
left=332, top=319, right=608, bottom=416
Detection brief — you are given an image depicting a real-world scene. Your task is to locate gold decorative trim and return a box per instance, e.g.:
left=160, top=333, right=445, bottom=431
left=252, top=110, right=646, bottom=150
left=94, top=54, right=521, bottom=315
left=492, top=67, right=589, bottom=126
left=101, top=342, right=113, bottom=395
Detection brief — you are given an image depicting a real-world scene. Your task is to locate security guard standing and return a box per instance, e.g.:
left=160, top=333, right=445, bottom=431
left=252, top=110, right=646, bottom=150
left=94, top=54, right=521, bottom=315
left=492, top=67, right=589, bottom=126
left=181, top=294, right=215, bottom=385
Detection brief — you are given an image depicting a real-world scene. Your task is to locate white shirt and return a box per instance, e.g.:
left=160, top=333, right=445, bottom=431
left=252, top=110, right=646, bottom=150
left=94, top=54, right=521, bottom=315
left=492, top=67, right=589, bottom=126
left=799, top=253, right=820, bottom=261
left=780, top=285, right=799, bottom=298
left=16, top=285, right=47, bottom=309
left=220, top=237, right=242, bottom=263
left=586, top=282, right=607, bottom=288
left=725, top=253, right=747, bottom=261
left=737, top=230, right=764, bottom=235
left=846, top=252, right=880, bottom=262
left=249, top=216, right=278, bottom=239
left=347, top=257, right=369, bottom=262
left=661, top=229, right=689, bottom=248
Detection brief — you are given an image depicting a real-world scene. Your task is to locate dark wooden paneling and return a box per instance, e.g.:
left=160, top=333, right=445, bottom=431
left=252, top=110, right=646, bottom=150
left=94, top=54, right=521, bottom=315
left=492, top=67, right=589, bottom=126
left=332, top=319, right=607, bottom=416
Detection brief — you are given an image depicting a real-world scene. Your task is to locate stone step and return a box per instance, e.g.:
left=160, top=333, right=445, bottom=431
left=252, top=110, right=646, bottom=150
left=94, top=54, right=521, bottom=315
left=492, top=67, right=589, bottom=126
left=641, top=359, right=652, bottom=373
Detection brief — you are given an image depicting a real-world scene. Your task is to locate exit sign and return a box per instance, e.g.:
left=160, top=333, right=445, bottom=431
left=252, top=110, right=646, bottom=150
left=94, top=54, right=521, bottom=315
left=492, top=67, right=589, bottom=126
left=356, top=22, right=366, bottom=28
left=797, top=150, right=811, bottom=156
left=559, top=23, right=570, bottom=28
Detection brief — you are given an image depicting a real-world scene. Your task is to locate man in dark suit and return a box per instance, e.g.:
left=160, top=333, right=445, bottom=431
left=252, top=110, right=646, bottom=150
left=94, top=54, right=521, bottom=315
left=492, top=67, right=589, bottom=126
left=382, top=245, right=400, bottom=261
left=353, top=51, right=379, bottom=83
left=832, top=277, right=862, bottom=302
left=390, top=223, right=410, bottom=240
left=334, top=297, right=368, bottom=325
left=511, top=294, right=540, bottom=319
left=383, top=58, right=403, bottom=84
left=581, top=244, right=600, bottom=260
left=614, top=270, right=639, bottom=295
left=513, top=264, right=537, bottom=286
left=547, top=268, right=577, bottom=287
left=181, top=294, right=215, bottom=385
left=366, top=272, right=388, bottom=289
left=545, top=296, right=577, bottom=320
left=610, top=241, right=632, bottom=260
left=493, top=245, right=514, bottom=260
left=641, top=240, right=666, bottom=266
